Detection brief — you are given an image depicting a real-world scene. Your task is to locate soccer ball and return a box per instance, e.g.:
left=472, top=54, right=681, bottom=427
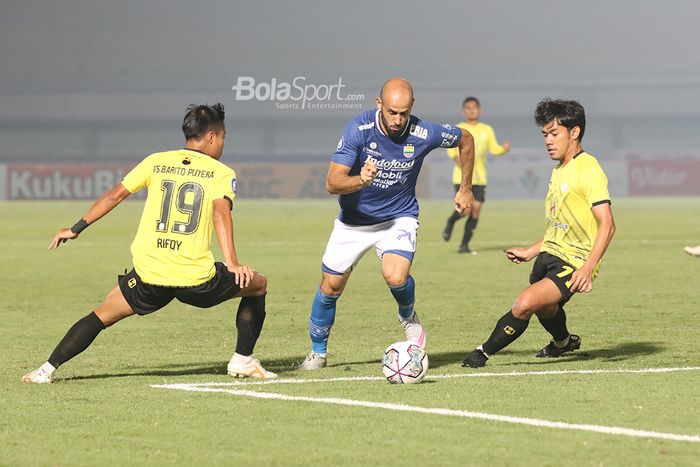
left=382, top=341, right=429, bottom=384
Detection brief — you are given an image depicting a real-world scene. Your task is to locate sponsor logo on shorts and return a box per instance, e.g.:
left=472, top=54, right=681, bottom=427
left=504, top=325, right=516, bottom=335
left=128, top=278, right=137, bottom=289
left=397, top=229, right=416, bottom=249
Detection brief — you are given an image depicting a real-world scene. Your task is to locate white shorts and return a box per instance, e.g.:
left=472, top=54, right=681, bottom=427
left=321, top=217, right=419, bottom=275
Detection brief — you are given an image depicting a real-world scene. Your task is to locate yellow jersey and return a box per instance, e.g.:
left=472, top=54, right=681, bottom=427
left=541, top=151, right=611, bottom=274
left=446, top=121, right=507, bottom=185
left=121, top=149, right=237, bottom=286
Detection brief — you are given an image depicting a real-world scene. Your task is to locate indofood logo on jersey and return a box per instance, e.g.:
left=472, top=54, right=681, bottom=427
left=365, top=155, right=415, bottom=189
left=231, top=76, right=365, bottom=111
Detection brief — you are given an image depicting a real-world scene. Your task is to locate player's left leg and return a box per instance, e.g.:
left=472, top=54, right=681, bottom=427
left=381, top=253, right=425, bottom=347
left=443, top=184, right=464, bottom=241
left=22, top=285, right=135, bottom=383
left=462, top=278, right=562, bottom=368
left=458, top=200, right=482, bottom=254
left=458, top=185, right=486, bottom=254
left=535, top=304, right=580, bottom=357
left=378, top=217, right=425, bottom=347
left=227, top=272, right=278, bottom=378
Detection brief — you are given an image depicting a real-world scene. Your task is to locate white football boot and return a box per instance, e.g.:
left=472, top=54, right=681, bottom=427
left=22, top=363, right=55, bottom=384
left=227, top=354, right=277, bottom=379
left=684, top=245, right=700, bottom=257
left=298, top=352, right=327, bottom=370
left=399, top=310, right=426, bottom=348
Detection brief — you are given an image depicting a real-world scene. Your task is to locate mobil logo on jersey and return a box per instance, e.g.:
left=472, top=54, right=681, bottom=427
left=365, top=154, right=415, bottom=189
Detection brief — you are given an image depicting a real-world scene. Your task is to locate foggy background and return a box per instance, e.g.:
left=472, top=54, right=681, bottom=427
left=1, top=0, right=698, bottom=198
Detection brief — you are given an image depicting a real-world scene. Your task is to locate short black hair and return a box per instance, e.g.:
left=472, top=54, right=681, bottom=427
left=534, top=99, right=586, bottom=141
left=463, top=96, right=480, bottom=107
left=182, top=103, right=225, bottom=140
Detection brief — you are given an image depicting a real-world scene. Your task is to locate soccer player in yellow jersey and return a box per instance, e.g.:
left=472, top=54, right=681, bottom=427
left=463, top=99, right=616, bottom=368
left=23, top=104, right=276, bottom=383
left=443, top=97, right=511, bottom=254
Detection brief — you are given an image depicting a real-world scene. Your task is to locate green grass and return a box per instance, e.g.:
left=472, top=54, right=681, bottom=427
left=1, top=198, right=699, bottom=466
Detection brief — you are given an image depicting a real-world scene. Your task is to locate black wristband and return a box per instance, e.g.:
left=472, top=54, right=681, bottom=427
left=70, top=219, right=89, bottom=235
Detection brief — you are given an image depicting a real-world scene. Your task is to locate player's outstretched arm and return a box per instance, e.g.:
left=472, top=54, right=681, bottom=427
left=212, top=199, right=253, bottom=288
left=488, top=127, right=511, bottom=156
left=48, top=183, right=132, bottom=250
left=504, top=240, right=543, bottom=264
left=454, top=128, right=475, bottom=215
left=325, top=161, right=377, bottom=195
left=569, top=203, right=616, bottom=293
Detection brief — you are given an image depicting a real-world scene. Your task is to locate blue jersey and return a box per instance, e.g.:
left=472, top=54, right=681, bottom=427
left=331, top=109, right=462, bottom=225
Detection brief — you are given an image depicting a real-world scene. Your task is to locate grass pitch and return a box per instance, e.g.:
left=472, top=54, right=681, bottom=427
left=1, top=198, right=699, bottom=466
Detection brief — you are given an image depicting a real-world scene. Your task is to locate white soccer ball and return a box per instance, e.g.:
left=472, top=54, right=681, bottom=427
left=382, top=341, right=429, bottom=384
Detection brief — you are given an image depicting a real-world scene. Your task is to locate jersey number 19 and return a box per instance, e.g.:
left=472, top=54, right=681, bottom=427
left=156, top=180, right=204, bottom=234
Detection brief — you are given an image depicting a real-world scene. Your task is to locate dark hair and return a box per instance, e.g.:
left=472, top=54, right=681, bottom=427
left=534, top=99, right=585, bottom=141
left=182, top=103, right=225, bottom=140
left=463, top=96, right=480, bottom=107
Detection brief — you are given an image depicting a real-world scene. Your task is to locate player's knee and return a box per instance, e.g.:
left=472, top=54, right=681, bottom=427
left=320, top=278, right=344, bottom=297
left=512, top=293, right=538, bottom=319
left=471, top=204, right=482, bottom=219
left=383, top=270, right=409, bottom=288
left=253, top=274, right=267, bottom=295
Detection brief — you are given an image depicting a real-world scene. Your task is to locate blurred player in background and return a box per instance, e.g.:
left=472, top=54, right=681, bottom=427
left=299, top=78, right=475, bottom=370
left=443, top=97, right=511, bottom=254
left=23, top=104, right=276, bottom=383
left=463, top=99, right=616, bottom=368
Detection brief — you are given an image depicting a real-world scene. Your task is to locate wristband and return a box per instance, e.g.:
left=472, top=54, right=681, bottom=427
left=70, top=219, right=89, bottom=235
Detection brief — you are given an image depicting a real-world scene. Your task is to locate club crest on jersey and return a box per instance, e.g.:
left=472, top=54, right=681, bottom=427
left=561, top=182, right=569, bottom=193
left=403, top=144, right=415, bottom=158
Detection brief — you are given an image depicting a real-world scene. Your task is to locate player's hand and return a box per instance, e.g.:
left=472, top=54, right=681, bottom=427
left=569, top=266, right=593, bottom=293
left=504, top=247, right=532, bottom=264
left=454, top=189, right=474, bottom=216
left=48, top=228, right=78, bottom=250
left=228, top=263, right=254, bottom=288
left=360, top=160, right=378, bottom=187
left=503, top=141, right=512, bottom=153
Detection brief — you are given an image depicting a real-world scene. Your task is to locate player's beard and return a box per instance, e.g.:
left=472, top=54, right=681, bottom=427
left=380, top=112, right=407, bottom=141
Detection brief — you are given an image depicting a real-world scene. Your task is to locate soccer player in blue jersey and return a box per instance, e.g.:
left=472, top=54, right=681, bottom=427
left=299, top=78, right=476, bottom=370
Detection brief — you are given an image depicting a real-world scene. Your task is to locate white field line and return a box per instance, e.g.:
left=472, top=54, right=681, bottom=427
left=150, top=384, right=700, bottom=444
left=154, top=366, right=700, bottom=388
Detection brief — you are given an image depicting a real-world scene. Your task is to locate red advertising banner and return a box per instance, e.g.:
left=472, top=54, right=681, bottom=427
left=627, top=158, right=700, bottom=196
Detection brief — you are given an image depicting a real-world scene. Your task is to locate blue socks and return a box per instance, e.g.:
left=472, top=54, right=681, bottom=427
left=389, top=275, right=416, bottom=319
left=309, top=276, right=415, bottom=355
left=309, top=288, right=339, bottom=355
